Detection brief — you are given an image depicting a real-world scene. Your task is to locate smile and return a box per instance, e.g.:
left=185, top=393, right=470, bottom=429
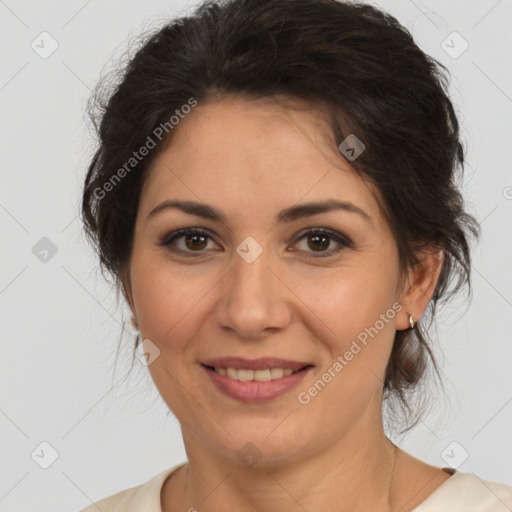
left=211, top=367, right=299, bottom=381
left=200, top=360, right=314, bottom=403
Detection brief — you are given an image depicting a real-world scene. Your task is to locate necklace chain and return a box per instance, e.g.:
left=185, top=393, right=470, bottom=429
left=387, top=441, right=400, bottom=510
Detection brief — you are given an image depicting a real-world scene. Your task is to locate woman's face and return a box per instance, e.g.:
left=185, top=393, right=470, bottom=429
left=125, top=96, right=416, bottom=467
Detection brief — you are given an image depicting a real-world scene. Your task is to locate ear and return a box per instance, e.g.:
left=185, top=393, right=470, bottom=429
left=396, top=247, right=444, bottom=330
left=120, top=264, right=139, bottom=331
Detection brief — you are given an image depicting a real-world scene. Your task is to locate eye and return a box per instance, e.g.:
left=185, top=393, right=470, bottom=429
left=159, top=227, right=352, bottom=258
left=292, top=228, right=352, bottom=258
left=159, top=227, right=219, bottom=256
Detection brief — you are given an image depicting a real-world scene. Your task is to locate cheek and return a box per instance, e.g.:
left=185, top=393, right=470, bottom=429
left=317, top=264, right=398, bottom=334
left=129, top=253, right=216, bottom=352
left=310, top=261, right=400, bottom=381
left=296, top=272, right=400, bottom=428
left=129, top=255, right=213, bottom=413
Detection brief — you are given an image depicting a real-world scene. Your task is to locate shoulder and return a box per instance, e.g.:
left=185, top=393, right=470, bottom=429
left=78, top=462, right=187, bottom=512
left=413, top=471, right=512, bottom=511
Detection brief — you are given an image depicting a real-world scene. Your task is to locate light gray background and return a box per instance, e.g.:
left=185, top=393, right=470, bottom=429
left=1, top=1, right=511, bottom=511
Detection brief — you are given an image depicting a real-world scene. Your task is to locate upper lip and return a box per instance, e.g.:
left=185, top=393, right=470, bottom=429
left=201, top=357, right=314, bottom=371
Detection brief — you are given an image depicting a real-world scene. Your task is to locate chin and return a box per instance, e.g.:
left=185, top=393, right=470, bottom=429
left=209, top=421, right=310, bottom=469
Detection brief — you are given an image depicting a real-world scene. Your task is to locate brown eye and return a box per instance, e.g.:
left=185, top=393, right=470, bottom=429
left=307, top=233, right=330, bottom=252
left=293, top=229, right=352, bottom=258
left=160, top=228, right=217, bottom=256
left=184, top=232, right=208, bottom=250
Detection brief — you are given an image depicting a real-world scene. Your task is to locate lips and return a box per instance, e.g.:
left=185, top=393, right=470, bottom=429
left=200, top=364, right=312, bottom=404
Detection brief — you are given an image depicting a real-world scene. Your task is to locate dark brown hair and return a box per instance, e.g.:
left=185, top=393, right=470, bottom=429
left=81, top=0, right=480, bottom=432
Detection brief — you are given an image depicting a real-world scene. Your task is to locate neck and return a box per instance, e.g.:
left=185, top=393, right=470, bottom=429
left=170, top=412, right=399, bottom=512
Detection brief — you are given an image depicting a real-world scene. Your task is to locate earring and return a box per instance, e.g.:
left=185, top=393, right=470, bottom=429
left=407, top=312, right=415, bottom=329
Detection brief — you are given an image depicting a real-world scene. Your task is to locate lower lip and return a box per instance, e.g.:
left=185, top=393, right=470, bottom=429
left=201, top=365, right=312, bottom=403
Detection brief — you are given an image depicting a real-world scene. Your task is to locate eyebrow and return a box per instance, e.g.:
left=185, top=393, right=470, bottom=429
left=147, top=199, right=374, bottom=228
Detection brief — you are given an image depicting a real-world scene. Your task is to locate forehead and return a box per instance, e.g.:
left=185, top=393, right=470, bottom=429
left=138, top=96, right=384, bottom=230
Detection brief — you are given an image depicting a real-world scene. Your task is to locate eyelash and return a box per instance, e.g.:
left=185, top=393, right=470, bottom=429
left=159, top=227, right=352, bottom=259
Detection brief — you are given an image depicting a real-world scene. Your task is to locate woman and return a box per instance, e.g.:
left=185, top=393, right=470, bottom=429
left=79, top=0, right=512, bottom=510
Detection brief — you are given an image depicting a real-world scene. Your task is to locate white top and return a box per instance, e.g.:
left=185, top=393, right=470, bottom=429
left=79, top=463, right=512, bottom=511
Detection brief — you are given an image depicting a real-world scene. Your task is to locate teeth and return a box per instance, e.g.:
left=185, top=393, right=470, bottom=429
left=213, top=367, right=297, bottom=381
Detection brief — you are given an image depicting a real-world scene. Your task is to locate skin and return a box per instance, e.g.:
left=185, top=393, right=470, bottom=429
left=122, top=96, right=450, bottom=512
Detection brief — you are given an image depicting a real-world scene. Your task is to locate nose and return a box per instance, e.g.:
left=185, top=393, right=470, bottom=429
left=215, top=241, right=292, bottom=340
